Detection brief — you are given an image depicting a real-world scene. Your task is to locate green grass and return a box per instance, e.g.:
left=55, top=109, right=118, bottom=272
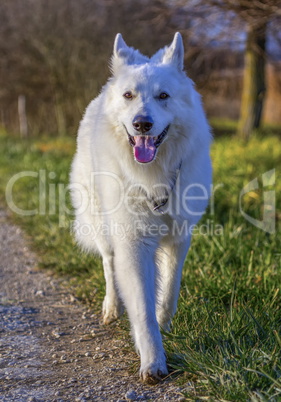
left=0, top=129, right=280, bottom=400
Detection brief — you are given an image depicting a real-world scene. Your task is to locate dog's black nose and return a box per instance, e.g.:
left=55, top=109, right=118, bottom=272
left=132, top=115, right=154, bottom=133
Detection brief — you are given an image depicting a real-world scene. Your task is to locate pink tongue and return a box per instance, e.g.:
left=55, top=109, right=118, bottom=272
left=134, top=136, right=156, bottom=163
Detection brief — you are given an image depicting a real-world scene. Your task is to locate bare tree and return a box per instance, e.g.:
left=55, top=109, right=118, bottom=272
left=1, top=0, right=280, bottom=136
left=0, top=0, right=180, bottom=136
left=238, top=19, right=267, bottom=140
left=206, top=0, right=281, bottom=139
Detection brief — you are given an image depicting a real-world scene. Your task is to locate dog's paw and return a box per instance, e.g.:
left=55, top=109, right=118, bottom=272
left=103, top=310, right=120, bottom=325
left=156, top=310, right=173, bottom=333
left=158, top=318, right=172, bottom=333
left=102, top=297, right=124, bottom=325
left=140, top=362, right=168, bottom=385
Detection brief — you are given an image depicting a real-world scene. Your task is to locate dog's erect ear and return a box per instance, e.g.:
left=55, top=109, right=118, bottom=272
left=111, top=33, right=131, bottom=74
left=111, top=33, right=149, bottom=75
left=162, top=32, right=184, bottom=71
left=113, top=33, right=129, bottom=59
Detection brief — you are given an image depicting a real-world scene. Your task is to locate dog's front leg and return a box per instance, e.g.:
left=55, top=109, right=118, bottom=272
left=114, top=240, right=168, bottom=384
left=156, top=237, right=191, bottom=331
left=102, top=253, right=124, bottom=324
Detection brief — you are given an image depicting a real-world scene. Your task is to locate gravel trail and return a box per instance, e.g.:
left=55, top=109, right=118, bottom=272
left=0, top=209, right=187, bottom=401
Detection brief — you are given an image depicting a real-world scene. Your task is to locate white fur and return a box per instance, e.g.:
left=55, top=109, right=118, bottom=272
left=70, top=33, right=212, bottom=384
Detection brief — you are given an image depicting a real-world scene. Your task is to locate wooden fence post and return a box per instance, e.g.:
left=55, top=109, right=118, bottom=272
left=18, top=95, right=28, bottom=138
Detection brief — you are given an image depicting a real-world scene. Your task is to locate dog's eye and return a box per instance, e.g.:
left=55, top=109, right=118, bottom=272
left=123, top=91, right=133, bottom=100
left=159, top=92, right=169, bottom=100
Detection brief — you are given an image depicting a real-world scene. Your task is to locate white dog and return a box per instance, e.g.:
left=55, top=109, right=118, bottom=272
left=70, top=32, right=212, bottom=384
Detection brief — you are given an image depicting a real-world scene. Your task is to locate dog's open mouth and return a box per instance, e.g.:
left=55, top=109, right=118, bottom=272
left=127, top=125, right=169, bottom=163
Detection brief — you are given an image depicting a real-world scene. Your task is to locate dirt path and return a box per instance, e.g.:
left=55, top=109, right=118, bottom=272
left=0, top=209, right=187, bottom=401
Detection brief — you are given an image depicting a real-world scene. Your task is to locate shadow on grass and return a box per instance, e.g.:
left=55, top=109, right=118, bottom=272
left=210, top=118, right=281, bottom=138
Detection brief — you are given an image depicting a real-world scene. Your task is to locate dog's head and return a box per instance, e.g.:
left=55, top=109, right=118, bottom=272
left=107, top=33, right=195, bottom=164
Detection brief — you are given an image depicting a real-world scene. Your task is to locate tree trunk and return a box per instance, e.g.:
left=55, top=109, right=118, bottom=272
left=237, top=22, right=267, bottom=141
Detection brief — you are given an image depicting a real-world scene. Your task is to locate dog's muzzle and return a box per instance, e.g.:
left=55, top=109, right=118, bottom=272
left=125, top=125, right=170, bottom=164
